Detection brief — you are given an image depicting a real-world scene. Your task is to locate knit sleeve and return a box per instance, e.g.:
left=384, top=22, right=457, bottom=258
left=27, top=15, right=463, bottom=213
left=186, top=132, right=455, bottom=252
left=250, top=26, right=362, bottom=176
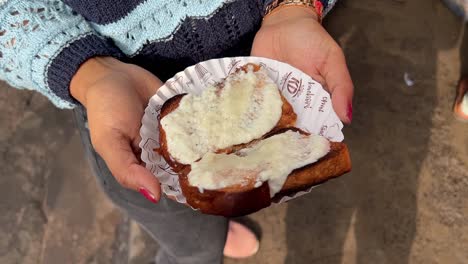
left=261, top=0, right=338, bottom=17
left=0, top=0, right=123, bottom=109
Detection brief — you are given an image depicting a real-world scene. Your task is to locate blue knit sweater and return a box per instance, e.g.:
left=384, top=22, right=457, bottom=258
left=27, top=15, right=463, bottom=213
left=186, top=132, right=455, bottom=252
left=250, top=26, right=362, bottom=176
left=0, top=0, right=337, bottom=108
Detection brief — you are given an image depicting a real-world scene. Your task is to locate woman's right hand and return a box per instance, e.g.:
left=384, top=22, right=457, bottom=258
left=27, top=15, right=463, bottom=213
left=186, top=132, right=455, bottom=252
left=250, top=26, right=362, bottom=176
left=71, top=57, right=163, bottom=203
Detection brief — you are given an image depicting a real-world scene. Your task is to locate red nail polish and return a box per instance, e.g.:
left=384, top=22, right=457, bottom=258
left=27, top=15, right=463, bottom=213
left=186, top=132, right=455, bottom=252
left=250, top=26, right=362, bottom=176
left=139, top=187, right=158, bottom=204
left=347, top=103, right=353, bottom=123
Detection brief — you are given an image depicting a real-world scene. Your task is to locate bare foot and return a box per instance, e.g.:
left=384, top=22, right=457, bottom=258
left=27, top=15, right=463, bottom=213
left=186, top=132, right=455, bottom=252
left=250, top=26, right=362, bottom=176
left=223, top=221, right=260, bottom=259
left=453, top=77, right=468, bottom=122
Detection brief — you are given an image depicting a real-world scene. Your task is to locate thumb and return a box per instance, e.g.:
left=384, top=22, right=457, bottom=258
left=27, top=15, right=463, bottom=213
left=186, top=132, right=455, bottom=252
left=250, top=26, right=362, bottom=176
left=93, top=131, right=161, bottom=203
left=320, top=48, right=354, bottom=124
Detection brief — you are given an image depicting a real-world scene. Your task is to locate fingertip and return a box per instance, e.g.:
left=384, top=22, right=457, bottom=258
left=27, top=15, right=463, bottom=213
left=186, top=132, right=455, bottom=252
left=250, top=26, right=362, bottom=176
left=347, top=102, right=353, bottom=124
left=138, top=186, right=159, bottom=204
left=130, top=164, right=162, bottom=203
left=331, top=93, right=352, bottom=124
left=141, top=168, right=162, bottom=202
left=320, top=46, right=354, bottom=124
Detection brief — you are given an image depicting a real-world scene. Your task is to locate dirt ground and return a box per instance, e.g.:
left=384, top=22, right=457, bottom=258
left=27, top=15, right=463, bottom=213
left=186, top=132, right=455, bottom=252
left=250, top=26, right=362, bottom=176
left=1, top=0, right=467, bottom=263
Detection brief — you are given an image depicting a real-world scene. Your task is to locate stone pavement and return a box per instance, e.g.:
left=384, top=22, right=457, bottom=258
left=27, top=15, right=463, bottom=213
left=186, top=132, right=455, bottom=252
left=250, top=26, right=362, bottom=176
left=1, top=0, right=468, bottom=263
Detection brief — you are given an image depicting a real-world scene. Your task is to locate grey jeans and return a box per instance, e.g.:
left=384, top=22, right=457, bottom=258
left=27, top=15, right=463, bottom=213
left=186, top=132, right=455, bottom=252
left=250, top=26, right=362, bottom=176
left=73, top=107, right=228, bottom=264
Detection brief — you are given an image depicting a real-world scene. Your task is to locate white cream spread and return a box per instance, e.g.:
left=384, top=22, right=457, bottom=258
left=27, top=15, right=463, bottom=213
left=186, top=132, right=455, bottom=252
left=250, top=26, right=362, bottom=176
left=161, top=67, right=283, bottom=164
left=188, top=131, right=330, bottom=196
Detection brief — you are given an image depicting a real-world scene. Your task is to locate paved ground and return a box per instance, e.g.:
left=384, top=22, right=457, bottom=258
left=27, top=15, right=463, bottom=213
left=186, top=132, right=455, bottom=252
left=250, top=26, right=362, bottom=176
left=1, top=0, right=468, bottom=263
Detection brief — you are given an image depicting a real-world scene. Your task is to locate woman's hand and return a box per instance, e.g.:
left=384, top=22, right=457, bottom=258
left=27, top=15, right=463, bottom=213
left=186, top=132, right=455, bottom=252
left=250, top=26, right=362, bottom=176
left=252, top=7, right=354, bottom=123
left=71, top=57, right=163, bottom=203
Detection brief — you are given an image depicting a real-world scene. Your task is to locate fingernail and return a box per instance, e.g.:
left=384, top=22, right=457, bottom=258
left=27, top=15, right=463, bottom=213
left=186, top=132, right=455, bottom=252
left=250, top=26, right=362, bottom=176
left=347, top=103, right=353, bottom=123
left=139, top=187, right=158, bottom=204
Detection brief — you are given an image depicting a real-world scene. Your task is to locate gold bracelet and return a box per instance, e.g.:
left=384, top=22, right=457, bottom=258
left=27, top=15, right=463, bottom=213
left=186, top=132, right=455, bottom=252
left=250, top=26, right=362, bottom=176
left=264, top=0, right=323, bottom=23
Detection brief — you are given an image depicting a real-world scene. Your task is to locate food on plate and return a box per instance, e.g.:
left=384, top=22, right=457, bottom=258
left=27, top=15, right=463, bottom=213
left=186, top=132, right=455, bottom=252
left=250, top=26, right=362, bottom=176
left=156, top=64, right=351, bottom=217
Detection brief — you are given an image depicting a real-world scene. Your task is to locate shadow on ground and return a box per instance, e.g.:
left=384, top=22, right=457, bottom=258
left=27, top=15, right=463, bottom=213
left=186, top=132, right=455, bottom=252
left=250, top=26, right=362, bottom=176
left=285, top=1, right=462, bottom=263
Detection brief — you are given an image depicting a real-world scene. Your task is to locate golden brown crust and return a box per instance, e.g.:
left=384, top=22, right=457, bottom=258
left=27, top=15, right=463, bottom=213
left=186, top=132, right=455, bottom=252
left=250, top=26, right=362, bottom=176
left=176, top=137, right=350, bottom=217
left=272, top=142, right=351, bottom=202
left=155, top=64, right=351, bottom=217
left=178, top=167, right=271, bottom=217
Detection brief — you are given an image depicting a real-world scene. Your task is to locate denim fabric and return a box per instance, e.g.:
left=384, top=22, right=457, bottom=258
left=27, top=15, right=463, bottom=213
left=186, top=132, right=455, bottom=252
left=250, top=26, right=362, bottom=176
left=73, top=106, right=228, bottom=264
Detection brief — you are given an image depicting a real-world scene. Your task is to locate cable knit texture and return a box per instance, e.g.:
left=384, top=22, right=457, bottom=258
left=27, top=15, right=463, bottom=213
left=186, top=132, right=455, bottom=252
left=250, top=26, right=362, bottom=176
left=129, top=0, right=264, bottom=81
left=90, top=0, right=240, bottom=55
left=62, top=0, right=145, bottom=25
left=47, top=35, right=123, bottom=104
left=0, top=0, right=122, bottom=108
left=0, top=0, right=337, bottom=108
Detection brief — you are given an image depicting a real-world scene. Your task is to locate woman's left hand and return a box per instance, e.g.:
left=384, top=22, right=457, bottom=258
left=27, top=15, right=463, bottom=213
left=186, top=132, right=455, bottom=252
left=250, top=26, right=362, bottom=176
left=252, top=6, right=354, bottom=123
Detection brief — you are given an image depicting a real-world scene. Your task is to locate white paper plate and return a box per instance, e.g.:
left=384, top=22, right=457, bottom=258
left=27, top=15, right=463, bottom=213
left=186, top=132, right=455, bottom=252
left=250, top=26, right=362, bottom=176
left=139, top=57, right=344, bottom=204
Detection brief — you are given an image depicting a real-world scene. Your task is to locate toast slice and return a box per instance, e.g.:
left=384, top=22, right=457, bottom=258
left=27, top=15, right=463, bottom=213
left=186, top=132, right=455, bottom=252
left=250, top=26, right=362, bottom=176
left=175, top=128, right=350, bottom=217
left=156, top=64, right=351, bottom=217
left=157, top=90, right=297, bottom=172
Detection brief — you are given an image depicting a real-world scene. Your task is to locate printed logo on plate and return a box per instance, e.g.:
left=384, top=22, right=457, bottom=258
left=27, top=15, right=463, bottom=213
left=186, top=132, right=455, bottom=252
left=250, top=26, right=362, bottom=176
left=280, top=72, right=304, bottom=98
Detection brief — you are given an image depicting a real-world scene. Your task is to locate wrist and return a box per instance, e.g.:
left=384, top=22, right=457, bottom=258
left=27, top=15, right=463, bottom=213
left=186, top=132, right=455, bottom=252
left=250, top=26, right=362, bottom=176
left=70, top=57, right=126, bottom=106
left=263, top=5, right=319, bottom=26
